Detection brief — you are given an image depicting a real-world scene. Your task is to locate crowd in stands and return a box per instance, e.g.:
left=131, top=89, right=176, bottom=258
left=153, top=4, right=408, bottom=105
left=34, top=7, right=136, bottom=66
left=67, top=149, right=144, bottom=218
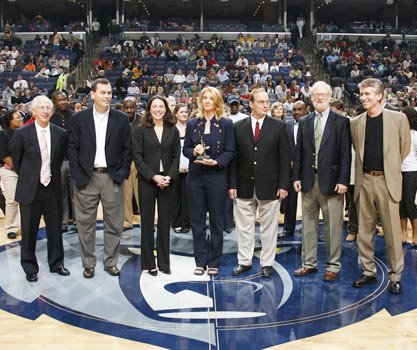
left=315, top=20, right=417, bottom=35
left=319, top=34, right=417, bottom=108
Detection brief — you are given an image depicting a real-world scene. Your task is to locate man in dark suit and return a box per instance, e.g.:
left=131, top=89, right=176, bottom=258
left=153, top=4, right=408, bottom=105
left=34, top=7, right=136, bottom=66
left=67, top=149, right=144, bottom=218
left=293, top=81, right=351, bottom=282
left=279, top=100, right=308, bottom=239
left=11, top=95, right=70, bottom=282
left=68, top=78, right=132, bottom=279
left=50, top=91, right=75, bottom=232
left=229, top=88, right=291, bottom=278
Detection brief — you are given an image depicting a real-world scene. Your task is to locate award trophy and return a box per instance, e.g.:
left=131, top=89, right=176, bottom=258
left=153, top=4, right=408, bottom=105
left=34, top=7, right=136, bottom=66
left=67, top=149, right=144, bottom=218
left=196, top=138, right=211, bottom=161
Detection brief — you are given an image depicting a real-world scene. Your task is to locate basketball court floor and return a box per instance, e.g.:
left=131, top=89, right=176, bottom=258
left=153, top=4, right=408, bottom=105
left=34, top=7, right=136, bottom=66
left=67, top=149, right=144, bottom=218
left=0, top=212, right=416, bottom=350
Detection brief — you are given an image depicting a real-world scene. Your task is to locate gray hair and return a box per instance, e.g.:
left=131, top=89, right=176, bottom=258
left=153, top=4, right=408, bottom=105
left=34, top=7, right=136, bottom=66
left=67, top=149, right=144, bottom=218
left=358, top=78, right=384, bottom=96
left=30, top=95, right=53, bottom=113
left=310, top=81, right=332, bottom=96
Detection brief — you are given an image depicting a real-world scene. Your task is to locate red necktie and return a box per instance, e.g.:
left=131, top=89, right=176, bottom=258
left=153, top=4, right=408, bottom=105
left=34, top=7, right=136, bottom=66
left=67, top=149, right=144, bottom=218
left=254, top=121, right=260, bottom=141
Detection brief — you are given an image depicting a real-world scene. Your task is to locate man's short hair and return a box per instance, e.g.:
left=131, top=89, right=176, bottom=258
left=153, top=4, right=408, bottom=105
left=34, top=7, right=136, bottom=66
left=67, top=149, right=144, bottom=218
left=91, top=78, right=111, bottom=92
left=358, top=78, right=384, bottom=96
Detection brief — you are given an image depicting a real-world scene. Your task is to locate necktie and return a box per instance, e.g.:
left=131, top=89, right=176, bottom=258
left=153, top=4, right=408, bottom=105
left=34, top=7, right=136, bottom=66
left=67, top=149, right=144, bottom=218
left=254, top=121, right=260, bottom=141
left=40, top=129, right=51, bottom=186
left=314, top=113, right=323, bottom=169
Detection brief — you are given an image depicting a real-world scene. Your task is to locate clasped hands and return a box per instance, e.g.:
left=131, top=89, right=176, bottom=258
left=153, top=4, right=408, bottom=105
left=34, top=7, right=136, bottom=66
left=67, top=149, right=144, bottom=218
left=152, top=174, right=171, bottom=189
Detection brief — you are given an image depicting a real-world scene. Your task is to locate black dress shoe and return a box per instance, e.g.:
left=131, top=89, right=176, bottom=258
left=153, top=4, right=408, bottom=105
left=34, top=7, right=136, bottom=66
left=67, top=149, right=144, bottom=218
left=352, top=274, right=377, bottom=287
left=7, top=232, right=17, bottom=239
left=278, top=230, right=294, bottom=239
left=104, top=266, right=120, bottom=276
left=83, top=267, right=95, bottom=278
left=26, top=272, right=38, bottom=282
left=61, top=224, right=68, bottom=232
left=388, top=281, right=402, bottom=294
left=232, top=264, right=252, bottom=276
left=53, top=265, right=70, bottom=276
left=262, top=266, right=273, bottom=278
left=148, top=269, right=158, bottom=276
left=224, top=228, right=233, bottom=234
left=160, top=268, right=171, bottom=275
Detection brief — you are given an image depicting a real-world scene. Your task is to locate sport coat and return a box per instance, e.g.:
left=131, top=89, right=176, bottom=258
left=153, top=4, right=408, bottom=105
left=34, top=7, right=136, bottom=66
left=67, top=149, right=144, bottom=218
left=133, top=123, right=180, bottom=182
left=11, top=122, right=67, bottom=205
left=350, top=108, right=411, bottom=202
left=68, top=108, right=132, bottom=187
left=286, top=119, right=297, bottom=160
left=228, top=115, right=290, bottom=200
left=293, top=110, right=351, bottom=195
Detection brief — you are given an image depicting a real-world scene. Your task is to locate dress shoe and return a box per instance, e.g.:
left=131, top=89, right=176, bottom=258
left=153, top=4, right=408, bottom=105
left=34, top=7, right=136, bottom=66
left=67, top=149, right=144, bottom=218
left=388, top=281, right=402, bottom=294
left=26, top=272, right=38, bottom=282
left=262, top=266, right=273, bottom=278
left=278, top=229, right=294, bottom=239
left=123, top=226, right=133, bottom=231
left=293, top=266, right=318, bottom=277
left=322, top=271, right=338, bottom=282
left=83, top=267, right=95, bottom=279
left=53, top=265, right=70, bottom=276
left=61, top=224, right=68, bottom=232
left=181, top=227, right=190, bottom=233
left=352, top=274, right=377, bottom=287
left=148, top=269, right=158, bottom=276
left=232, top=264, right=252, bottom=276
left=224, top=228, right=233, bottom=234
left=7, top=232, right=17, bottom=239
left=104, top=266, right=120, bottom=276
left=160, top=268, right=171, bottom=275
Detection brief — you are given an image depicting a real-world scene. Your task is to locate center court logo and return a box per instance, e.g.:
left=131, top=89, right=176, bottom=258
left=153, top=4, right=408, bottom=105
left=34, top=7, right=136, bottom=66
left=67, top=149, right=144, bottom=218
left=0, top=225, right=412, bottom=350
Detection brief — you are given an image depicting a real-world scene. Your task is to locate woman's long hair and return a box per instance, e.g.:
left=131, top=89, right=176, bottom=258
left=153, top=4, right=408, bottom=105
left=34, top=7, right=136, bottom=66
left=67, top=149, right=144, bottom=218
left=197, top=86, right=224, bottom=120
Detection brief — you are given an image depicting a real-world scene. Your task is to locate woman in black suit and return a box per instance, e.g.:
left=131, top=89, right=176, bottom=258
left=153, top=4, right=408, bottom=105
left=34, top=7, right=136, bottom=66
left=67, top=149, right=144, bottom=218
left=183, top=87, right=235, bottom=276
left=133, top=96, right=180, bottom=276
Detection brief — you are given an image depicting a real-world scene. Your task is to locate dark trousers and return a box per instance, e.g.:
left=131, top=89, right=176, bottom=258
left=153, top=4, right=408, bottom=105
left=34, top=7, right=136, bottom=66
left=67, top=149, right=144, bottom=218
left=283, top=181, right=297, bottom=232
left=0, top=189, right=5, bottom=214
left=187, top=171, right=227, bottom=269
left=20, top=183, right=64, bottom=274
left=224, top=196, right=233, bottom=229
left=171, top=172, right=190, bottom=229
left=347, top=184, right=358, bottom=234
left=138, top=179, right=171, bottom=271
left=400, top=171, right=417, bottom=220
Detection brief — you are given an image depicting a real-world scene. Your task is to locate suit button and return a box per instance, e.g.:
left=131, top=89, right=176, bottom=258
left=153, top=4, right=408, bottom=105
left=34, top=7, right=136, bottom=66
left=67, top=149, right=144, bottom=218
left=254, top=147, right=257, bottom=151
left=251, top=177, right=254, bottom=180
left=254, top=161, right=257, bottom=165
left=313, top=153, right=315, bottom=156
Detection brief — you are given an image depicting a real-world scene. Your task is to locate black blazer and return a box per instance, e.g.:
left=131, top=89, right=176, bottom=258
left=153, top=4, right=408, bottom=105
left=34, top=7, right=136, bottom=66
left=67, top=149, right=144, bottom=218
left=293, top=110, right=351, bottom=195
left=286, top=119, right=297, bottom=160
left=10, top=122, right=67, bottom=205
left=228, top=116, right=291, bottom=200
left=133, top=123, right=180, bottom=182
left=68, top=108, right=132, bottom=187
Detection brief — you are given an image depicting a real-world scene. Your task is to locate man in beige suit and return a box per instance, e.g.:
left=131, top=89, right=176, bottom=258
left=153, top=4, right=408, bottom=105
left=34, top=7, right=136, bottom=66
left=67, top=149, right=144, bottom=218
left=351, top=78, right=411, bottom=293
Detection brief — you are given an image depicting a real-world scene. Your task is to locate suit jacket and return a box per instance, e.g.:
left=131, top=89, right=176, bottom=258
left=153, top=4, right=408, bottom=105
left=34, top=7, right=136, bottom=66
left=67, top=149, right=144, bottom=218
left=10, top=122, right=67, bottom=205
left=183, top=117, right=235, bottom=173
left=293, top=110, right=351, bottom=195
left=286, top=119, right=298, bottom=181
left=68, top=108, right=132, bottom=188
left=350, top=108, right=411, bottom=202
left=133, top=123, right=180, bottom=182
left=228, top=115, right=290, bottom=200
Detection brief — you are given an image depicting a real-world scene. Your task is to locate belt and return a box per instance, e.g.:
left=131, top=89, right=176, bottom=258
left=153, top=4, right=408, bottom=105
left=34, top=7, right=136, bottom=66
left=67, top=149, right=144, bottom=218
left=93, top=167, right=108, bottom=173
left=364, top=170, right=384, bottom=176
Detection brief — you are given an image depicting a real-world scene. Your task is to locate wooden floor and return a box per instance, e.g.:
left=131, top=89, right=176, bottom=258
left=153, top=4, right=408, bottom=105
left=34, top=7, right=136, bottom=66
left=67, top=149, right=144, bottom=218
left=1, top=210, right=416, bottom=350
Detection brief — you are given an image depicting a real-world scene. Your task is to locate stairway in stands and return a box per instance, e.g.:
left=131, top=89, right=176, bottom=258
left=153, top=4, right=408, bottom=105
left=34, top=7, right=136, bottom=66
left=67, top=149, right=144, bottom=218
left=297, top=37, right=330, bottom=83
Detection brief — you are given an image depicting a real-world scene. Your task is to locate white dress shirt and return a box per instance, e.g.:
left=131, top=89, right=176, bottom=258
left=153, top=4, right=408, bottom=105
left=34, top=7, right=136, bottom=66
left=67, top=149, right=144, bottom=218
left=93, top=105, right=109, bottom=167
left=250, top=115, right=266, bottom=134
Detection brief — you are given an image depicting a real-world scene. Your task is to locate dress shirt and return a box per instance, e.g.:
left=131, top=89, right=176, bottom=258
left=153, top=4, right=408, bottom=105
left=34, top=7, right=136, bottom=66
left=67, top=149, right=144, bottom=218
left=293, top=121, right=298, bottom=146
left=250, top=115, right=266, bottom=134
left=35, top=121, right=51, bottom=161
left=93, top=105, right=109, bottom=167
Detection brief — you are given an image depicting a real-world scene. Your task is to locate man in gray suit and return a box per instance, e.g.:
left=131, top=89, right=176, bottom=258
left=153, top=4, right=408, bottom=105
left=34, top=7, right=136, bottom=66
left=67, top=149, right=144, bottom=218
left=68, top=79, right=132, bottom=278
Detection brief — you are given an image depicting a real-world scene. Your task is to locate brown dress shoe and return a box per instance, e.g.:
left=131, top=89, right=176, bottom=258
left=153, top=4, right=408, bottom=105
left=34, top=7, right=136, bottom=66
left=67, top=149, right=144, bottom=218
left=83, top=267, right=95, bottom=278
left=293, top=266, right=318, bottom=277
left=104, top=266, right=120, bottom=276
left=346, top=233, right=357, bottom=242
left=322, top=271, right=338, bottom=281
